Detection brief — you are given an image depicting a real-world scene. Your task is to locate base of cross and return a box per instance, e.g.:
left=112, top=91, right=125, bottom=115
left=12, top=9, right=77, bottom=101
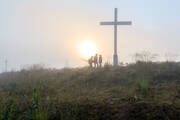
left=113, top=54, right=118, bottom=66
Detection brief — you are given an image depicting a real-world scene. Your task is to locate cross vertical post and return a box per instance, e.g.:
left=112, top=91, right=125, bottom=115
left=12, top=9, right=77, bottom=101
left=114, top=8, right=118, bottom=66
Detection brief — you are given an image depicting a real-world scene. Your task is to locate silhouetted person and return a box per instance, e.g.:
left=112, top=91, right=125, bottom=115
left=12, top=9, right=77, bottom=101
left=94, top=54, right=98, bottom=68
left=88, top=56, right=93, bottom=68
left=99, top=55, right=102, bottom=67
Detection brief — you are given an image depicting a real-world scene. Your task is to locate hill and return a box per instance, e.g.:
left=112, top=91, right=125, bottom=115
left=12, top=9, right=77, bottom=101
left=0, top=62, right=180, bottom=120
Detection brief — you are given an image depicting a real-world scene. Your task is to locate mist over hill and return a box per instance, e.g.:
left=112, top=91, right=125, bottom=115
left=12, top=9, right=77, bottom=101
left=0, top=62, right=180, bottom=120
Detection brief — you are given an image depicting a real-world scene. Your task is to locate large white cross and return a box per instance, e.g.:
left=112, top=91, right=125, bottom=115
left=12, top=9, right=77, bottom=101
left=100, top=8, right=132, bottom=66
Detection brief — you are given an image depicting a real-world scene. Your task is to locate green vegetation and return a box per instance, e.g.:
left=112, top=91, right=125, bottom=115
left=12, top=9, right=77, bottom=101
left=0, top=62, right=180, bottom=120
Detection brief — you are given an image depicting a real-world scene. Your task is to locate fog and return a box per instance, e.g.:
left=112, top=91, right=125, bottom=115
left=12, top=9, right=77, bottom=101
left=0, top=0, right=180, bottom=72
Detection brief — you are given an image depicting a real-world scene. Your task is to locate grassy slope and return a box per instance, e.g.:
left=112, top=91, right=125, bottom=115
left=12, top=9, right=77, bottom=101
left=0, top=62, right=180, bottom=120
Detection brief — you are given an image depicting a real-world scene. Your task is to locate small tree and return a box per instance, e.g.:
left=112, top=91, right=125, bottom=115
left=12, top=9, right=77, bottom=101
left=133, top=51, right=158, bottom=63
left=164, top=53, right=178, bottom=62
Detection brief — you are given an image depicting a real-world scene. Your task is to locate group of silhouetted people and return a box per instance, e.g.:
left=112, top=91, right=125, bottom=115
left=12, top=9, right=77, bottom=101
left=88, top=54, right=102, bottom=68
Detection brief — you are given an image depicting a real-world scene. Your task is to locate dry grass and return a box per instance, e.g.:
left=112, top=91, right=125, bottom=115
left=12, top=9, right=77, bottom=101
left=0, top=62, right=180, bottom=119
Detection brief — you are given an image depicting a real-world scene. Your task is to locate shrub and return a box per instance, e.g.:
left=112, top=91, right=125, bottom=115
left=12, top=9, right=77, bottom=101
left=136, top=79, right=149, bottom=96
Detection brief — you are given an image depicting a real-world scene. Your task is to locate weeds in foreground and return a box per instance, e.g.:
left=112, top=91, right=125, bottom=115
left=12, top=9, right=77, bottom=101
left=0, top=62, right=180, bottom=119
left=0, top=99, right=17, bottom=120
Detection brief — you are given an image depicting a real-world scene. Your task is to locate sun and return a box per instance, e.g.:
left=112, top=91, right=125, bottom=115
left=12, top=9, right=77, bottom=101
left=78, top=40, right=97, bottom=59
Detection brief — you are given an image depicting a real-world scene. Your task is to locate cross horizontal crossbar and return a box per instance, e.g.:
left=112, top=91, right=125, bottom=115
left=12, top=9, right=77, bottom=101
left=100, top=21, right=132, bottom=25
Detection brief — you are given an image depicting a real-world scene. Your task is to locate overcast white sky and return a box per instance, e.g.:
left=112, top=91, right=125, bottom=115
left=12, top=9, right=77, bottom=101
left=0, top=0, right=180, bottom=72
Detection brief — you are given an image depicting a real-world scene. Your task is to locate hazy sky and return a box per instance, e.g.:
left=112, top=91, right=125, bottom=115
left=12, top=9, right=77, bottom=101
left=0, top=0, right=180, bottom=71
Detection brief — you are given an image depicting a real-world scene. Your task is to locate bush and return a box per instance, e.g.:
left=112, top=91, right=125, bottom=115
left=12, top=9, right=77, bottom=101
left=136, top=80, right=149, bottom=96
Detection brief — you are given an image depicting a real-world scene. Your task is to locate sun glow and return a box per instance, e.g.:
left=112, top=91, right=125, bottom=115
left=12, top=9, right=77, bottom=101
left=78, top=40, right=97, bottom=59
